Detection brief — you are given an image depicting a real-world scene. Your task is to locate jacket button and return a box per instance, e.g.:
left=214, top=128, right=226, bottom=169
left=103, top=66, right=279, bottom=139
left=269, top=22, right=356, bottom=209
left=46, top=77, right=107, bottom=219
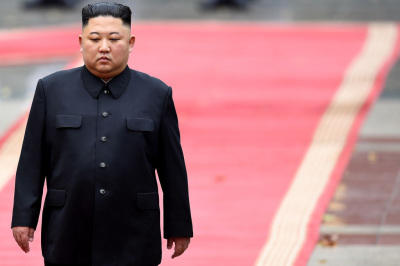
left=101, top=136, right=107, bottom=142
left=102, top=112, right=109, bottom=117
left=100, top=162, right=106, bottom=168
left=100, top=189, right=106, bottom=195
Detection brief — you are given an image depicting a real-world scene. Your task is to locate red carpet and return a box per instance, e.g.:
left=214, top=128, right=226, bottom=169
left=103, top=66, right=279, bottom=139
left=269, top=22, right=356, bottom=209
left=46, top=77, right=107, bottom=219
left=0, top=25, right=78, bottom=66
left=0, top=22, right=399, bottom=266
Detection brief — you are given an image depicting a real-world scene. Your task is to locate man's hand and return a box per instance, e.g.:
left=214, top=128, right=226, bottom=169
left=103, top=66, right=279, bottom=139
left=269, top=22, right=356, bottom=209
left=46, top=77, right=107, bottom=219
left=12, top=226, right=35, bottom=253
left=167, top=237, right=191, bottom=259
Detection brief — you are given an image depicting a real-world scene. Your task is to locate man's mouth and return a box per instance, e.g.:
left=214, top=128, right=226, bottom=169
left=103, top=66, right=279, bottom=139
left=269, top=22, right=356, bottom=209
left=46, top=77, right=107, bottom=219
left=98, top=56, right=110, bottom=61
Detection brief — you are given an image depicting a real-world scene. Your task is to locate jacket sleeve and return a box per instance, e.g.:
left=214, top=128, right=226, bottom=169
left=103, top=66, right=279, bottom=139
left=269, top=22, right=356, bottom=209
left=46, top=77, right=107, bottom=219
left=156, top=87, right=193, bottom=239
left=11, top=79, right=46, bottom=229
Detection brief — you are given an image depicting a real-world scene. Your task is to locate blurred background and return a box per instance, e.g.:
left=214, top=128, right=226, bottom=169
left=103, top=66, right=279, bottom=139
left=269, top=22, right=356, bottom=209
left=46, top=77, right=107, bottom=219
left=1, top=0, right=400, bottom=265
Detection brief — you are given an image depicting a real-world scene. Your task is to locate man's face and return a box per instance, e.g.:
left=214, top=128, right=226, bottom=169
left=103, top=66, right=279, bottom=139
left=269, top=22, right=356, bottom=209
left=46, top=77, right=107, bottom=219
left=79, top=16, right=135, bottom=80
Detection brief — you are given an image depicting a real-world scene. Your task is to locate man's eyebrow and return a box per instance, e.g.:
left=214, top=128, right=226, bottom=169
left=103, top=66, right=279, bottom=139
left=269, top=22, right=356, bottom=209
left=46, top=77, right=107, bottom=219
left=88, top=32, right=120, bottom=35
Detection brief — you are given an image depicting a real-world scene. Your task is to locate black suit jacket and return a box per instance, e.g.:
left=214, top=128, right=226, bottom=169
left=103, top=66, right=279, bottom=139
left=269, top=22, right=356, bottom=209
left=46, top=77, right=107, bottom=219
left=12, top=65, right=193, bottom=266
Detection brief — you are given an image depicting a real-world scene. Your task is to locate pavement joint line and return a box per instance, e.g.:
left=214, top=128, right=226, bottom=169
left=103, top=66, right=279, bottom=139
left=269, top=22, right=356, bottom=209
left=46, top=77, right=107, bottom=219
left=255, top=22, right=399, bottom=266
left=320, top=225, right=400, bottom=235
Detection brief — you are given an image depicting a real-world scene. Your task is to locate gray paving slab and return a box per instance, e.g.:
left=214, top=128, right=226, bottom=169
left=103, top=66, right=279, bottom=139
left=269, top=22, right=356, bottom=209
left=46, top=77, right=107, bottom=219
left=0, top=99, right=30, bottom=136
left=308, top=246, right=400, bottom=266
left=360, top=99, right=400, bottom=138
left=0, top=62, right=66, bottom=137
left=380, top=51, right=400, bottom=99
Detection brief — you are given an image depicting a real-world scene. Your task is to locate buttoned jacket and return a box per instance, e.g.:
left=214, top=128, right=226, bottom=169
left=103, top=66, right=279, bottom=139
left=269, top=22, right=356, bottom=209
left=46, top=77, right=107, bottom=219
left=12, top=65, right=193, bottom=266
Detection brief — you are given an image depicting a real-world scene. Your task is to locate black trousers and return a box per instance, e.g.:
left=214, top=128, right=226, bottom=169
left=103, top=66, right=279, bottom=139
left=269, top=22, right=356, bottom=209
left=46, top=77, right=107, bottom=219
left=45, top=261, right=158, bottom=266
left=44, top=261, right=91, bottom=266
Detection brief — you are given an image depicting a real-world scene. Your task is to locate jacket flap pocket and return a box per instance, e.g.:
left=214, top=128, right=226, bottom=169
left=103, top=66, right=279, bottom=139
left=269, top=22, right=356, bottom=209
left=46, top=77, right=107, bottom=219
left=46, top=189, right=66, bottom=207
left=56, top=115, right=82, bottom=129
left=127, top=118, right=154, bottom=132
left=137, top=192, right=159, bottom=210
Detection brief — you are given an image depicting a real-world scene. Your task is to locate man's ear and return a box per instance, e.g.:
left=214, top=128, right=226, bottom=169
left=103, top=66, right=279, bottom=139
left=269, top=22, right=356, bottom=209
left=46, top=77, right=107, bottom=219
left=79, top=35, right=83, bottom=53
left=129, top=35, right=136, bottom=53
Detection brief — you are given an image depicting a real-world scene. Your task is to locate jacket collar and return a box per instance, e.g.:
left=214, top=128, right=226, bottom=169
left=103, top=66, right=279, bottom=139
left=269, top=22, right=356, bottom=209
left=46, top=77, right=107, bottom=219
left=81, top=65, right=131, bottom=99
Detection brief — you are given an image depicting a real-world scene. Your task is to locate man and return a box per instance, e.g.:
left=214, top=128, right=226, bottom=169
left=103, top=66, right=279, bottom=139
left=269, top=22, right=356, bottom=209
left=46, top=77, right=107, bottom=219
left=11, top=2, right=193, bottom=266
left=24, top=0, right=80, bottom=9
left=200, top=0, right=248, bottom=10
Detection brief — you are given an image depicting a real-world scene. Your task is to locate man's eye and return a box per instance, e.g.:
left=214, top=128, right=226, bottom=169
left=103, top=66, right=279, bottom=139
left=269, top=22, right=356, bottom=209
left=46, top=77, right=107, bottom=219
left=110, top=39, right=119, bottom=41
left=91, top=39, right=100, bottom=42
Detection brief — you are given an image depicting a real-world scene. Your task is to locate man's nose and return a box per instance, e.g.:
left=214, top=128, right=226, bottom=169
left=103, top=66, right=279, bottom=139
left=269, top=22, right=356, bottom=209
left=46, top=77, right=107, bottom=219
left=99, top=39, right=110, bottom=52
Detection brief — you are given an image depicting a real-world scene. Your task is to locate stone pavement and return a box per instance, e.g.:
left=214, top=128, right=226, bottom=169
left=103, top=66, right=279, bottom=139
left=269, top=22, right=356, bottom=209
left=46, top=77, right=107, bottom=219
left=1, top=1, right=400, bottom=265
left=308, top=57, right=400, bottom=264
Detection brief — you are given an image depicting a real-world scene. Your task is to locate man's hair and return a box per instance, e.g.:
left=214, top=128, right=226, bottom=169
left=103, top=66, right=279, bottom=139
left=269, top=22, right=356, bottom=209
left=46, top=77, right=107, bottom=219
left=82, top=2, right=132, bottom=28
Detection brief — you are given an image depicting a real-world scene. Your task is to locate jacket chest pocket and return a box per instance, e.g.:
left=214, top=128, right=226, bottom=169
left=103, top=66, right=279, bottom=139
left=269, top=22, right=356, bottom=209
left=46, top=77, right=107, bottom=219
left=56, top=115, right=82, bottom=129
left=126, top=117, right=154, bottom=132
left=126, top=117, right=156, bottom=159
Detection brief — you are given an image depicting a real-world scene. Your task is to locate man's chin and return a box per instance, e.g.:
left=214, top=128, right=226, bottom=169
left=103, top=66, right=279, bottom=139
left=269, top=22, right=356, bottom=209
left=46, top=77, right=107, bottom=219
left=94, top=66, right=114, bottom=73
left=86, top=64, right=124, bottom=77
